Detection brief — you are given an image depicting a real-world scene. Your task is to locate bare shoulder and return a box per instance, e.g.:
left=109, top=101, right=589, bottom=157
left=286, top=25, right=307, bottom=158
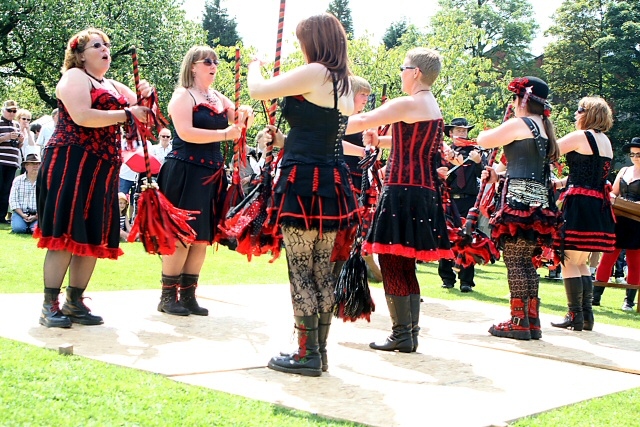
left=396, top=96, right=442, bottom=123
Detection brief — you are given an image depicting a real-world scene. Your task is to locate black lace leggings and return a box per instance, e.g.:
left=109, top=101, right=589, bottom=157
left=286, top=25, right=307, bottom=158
left=281, top=225, right=337, bottom=316
left=502, top=237, right=539, bottom=299
left=379, top=254, right=421, bottom=296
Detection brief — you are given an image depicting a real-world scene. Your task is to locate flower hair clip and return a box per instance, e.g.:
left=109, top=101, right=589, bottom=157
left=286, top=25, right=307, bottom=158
left=70, top=37, right=79, bottom=51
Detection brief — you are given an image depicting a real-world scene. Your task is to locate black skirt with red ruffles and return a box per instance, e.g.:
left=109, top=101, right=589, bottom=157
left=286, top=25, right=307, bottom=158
left=556, top=187, right=616, bottom=253
left=363, top=185, right=454, bottom=262
left=267, top=162, right=360, bottom=259
left=35, top=145, right=122, bottom=259
left=489, top=180, right=561, bottom=250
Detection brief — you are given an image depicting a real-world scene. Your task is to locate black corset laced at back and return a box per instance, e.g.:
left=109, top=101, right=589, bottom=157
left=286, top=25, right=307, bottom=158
left=566, top=131, right=611, bottom=189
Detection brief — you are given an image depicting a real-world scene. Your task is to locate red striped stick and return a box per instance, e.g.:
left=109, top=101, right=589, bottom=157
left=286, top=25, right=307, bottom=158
left=231, top=47, right=242, bottom=186
left=130, top=47, right=153, bottom=183
left=264, top=0, right=286, bottom=170
left=378, top=84, right=390, bottom=136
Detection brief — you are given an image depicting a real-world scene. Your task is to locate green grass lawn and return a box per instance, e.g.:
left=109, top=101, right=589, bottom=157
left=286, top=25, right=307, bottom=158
left=1, top=223, right=638, bottom=426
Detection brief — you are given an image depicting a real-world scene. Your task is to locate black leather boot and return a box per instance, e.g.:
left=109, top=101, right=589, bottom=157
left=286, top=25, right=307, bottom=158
left=551, top=277, right=583, bottom=331
left=582, top=275, right=594, bottom=331
left=592, top=284, right=605, bottom=306
left=39, top=287, right=72, bottom=328
left=61, top=287, right=103, bottom=325
left=318, top=312, right=332, bottom=372
left=409, top=294, right=421, bottom=352
left=528, top=297, right=541, bottom=340
left=370, top=295, right=413, bottom=353
left=268, top=315, right=322, bottom=377
left=158, top=275, right=190, bottom=316
left=179, top=274, right=208, bottom=316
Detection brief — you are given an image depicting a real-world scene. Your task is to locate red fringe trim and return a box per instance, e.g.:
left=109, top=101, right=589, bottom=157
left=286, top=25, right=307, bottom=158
left=363, top=242, right=454, bottom=262
left=34, top=230, right=123, bottom=260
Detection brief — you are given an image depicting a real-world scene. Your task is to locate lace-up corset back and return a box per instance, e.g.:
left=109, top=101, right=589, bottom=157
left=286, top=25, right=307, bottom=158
left=566, top=131, right=611, bottom=189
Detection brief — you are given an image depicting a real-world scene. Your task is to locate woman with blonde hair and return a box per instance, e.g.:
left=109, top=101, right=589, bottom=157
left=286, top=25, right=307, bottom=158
left=36, top=28, right=152, bottom=328
left=551, top=96, right=616, bottom=331
left=155, top=45, right=251, bottom=317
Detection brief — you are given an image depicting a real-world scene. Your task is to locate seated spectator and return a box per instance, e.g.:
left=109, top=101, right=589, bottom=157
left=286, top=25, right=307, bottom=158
left=9, top=153, right=40, bottom=233
left=118, top=192, right=132, bottom=242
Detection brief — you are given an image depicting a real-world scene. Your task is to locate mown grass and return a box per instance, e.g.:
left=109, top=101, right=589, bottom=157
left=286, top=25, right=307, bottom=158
left=1, top=222, right=638, bottom=426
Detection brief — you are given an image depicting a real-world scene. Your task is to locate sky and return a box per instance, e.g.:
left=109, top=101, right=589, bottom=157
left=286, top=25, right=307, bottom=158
left=182, top=0, right=560, bottom=57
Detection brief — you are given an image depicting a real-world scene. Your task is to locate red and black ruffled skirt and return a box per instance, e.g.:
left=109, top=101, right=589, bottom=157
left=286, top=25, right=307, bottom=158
left=35, top=145, right=123, bottom=259
left=363, top=184, right=454, bottom=262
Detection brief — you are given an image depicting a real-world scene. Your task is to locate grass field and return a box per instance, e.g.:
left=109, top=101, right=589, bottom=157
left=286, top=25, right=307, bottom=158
left=1, top=222, right=638, bottom=426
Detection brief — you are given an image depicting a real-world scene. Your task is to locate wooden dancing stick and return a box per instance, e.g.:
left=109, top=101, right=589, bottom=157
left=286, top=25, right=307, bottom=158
left=264, top=0, right=286, bottom=171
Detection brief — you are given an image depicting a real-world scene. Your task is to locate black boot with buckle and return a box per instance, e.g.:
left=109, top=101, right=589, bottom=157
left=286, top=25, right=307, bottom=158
left=179, top=274, right=208, bottom=316
left=268, top=315, right=322, bottom=377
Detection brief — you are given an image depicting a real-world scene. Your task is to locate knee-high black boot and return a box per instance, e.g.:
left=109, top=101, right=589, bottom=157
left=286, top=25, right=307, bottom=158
left=592, top=285, right=605, bottom=306
left=409, top=294, right=421, bottom=352
left=179, top=274, right=208, bottom=316
left=551, top=277, right=583, bottom=331
left=370, top=295, right=413, bottom=353
left=61, top=287, right=103, bottom=325
left=268, top=315, right=322, bottom=377
left=39, top=287, right=72, bottom=328
left=318, top=312, right=332, bottom=372
left=582, top=275, right=594, bottom=331
left=158, top=274, right=190, bottom=316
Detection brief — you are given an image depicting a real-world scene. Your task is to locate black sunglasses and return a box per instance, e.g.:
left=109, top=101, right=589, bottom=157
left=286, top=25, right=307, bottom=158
left=576, top=106, right=587, bottom=114
left=5, top=109, right=17, bottom=113
left=87, top=41, right=111, bottom=50
left=20, top=118, right=31, bottom=121
left=399, top=65, right=417, bottom=71
left=629, top=153, right=640, bottom=158
left=159, top=135, right=171, bottom=138
left=195, top=58, right=219, bottom=66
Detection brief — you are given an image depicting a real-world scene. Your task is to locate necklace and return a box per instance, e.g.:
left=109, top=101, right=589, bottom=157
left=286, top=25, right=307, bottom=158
left=413, top=89, right=431, bottom=95
left=196, top=87, right=217, bottom=104
left=84, top=69, right=104, bottom=84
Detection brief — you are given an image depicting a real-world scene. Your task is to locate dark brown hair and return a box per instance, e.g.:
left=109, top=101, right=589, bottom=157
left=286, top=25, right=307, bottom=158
left=296, top=13, right=351, bottom=97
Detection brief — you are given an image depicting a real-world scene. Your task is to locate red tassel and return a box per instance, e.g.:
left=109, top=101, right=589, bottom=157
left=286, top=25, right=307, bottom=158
left=128, top=188, right=199, bottom=255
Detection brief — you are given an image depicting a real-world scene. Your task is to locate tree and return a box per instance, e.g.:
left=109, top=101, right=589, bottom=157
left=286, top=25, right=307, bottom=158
left=382, top=20, right=408, bottom=50
left=543, top=0, right=640, bottom=160
left=436, top=0, right=538, bottom=75
left=202, top=0, right=241, bottom=47
left=0, top=0, right=206, bottom=114
left=327, top=0, right=354, bottom=37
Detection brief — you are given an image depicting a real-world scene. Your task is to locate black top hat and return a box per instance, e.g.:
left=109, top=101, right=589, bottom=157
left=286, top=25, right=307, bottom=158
left=444, top=117, right=474, bottom=136
left=22, top=153, right=41, bottom=164
left=622, top=137, right=640, bottom=153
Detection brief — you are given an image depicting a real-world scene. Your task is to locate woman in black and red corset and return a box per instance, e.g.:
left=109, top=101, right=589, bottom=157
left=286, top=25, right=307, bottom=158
left=478, top=76, right=561, bottom=341
left=550, top=96, right=615, bottom=328
left=36, top=28, right=152, bottom=328
left=346, top=47, right=453, bottom=353
left=156, top=45, right=250, bottom=317
left=248, top=14, right=360, bottom=377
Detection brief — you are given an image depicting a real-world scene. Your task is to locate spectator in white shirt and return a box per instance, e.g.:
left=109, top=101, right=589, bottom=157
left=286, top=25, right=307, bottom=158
left=35, top=108, right=59, bottom=149
left=152, top=127, right=172, bottom=164
left=9, top=153, right=40, bottom=233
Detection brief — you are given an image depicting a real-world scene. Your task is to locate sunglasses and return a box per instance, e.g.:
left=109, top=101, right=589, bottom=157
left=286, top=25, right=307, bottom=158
left=159, top=135, right=171, bottom=139
left=20, top=118, right=31, bottom=121
left=629, top=153, right=640, bottom=158
left=399, top=65, right=417, bottom=72
left=86, top=41, right=111, bottom=50
left=576, top=106, right=587, bottom=114
left=5, top=109, right=17, bottom=113
left=195, top=58, right=219, bottom=66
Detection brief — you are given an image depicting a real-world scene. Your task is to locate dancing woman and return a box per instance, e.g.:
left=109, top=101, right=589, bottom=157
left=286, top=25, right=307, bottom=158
left=248, top=13, right=359, bottom=377
left=346, top=48, right=454, bottom=353
left=157, top=45, right=248, bottom=317
left=478, top=76, right=560, bottom=340
left=551, top=97, right=615, bottom=331
left=36, top=28, right=152, bottom=327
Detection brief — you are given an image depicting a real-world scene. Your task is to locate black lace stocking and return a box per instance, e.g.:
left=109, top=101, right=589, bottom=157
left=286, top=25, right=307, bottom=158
left=502, top=238, right=539, bottom=299
left=379, top=254, right=420, bottom=296
left=281, top=225, right=337, bottom=316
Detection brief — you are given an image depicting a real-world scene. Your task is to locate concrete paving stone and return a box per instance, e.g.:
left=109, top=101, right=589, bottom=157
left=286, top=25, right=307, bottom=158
left=1, top=284, right=639, bottom=427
